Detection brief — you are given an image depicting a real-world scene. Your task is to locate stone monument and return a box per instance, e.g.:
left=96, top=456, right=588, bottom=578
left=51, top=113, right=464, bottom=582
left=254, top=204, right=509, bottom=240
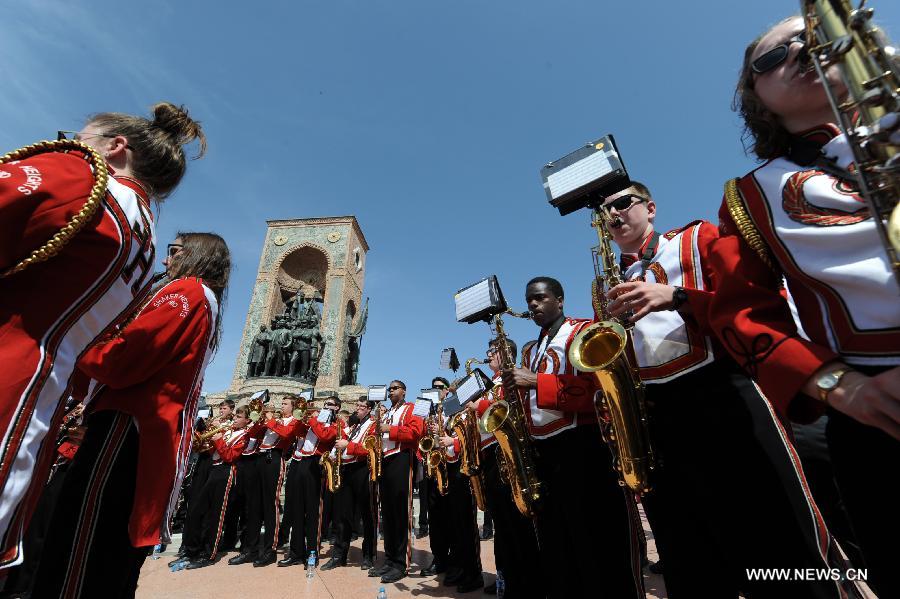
left=211, top=216, right=369, bottom=405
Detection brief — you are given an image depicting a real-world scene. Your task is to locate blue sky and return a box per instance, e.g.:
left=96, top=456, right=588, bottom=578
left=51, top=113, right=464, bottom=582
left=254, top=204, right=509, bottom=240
left=4, top=1, right=897, bottom=396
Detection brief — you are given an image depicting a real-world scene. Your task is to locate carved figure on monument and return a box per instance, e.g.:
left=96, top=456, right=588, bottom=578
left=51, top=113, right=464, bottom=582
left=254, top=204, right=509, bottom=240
left=247, top=324, right=271, bottom=377
left=309, top=332, right=324, bottom=381
left=341, top=299, right=367, bottom=386
left=267, top=316, right=294, bottom=376
left=288, top=317, right=313, bottom=379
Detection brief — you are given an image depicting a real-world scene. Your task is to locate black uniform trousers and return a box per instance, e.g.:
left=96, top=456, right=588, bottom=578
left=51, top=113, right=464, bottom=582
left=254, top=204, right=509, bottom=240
left=416, top=457, right=430, bottom=530
left=331, top=461, right=376, bottom=562
left=640, top=363, right=859, bottom=599
left=480, top=444, right=542, bottom=599
left=444, top=461, right=482, bottom=582
left=827, top=365, right=900, bottom=599
left=378, top=450, right=414, bottom=572
left=286, top=455, right=324, bottom=559
left=258, top=448, right=286, bottom=555
left=234, top=453, right=263, bottom=556
left=31, top=411, right=148, bottom=599
left=426, top=466, right=452, bottom=567
left=533, top=423, right=644, bottom=599
left=182, top=461, right=237, bottom=559
left=280, top=458, right=298, bottom=547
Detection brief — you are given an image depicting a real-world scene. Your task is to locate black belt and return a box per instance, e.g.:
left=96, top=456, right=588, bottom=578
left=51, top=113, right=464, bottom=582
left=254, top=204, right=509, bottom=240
left=260, top=447, right=283, bottom=462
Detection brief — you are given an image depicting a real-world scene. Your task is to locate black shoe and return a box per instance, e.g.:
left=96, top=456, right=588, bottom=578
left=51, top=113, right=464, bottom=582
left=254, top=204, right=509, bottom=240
left=381, top=568, right=406, bottom=583
left=277, top=555, right=303, bottom=567
left=457, top=575, right=485, bottom=593
left=185, top=557, right=214, bottom=570
left=419, top=560, right=445, bottom=576
left=227, top=552, right=256, bottom=565
left=414, top=527, right=428, bottom=539
left=444, top=567, right=465, bottom=586
left=649, top=560, right=664, bottom=575
left=484, top=581, right=497, bottom=595
left=361, top=557, right=374, bottom=570
left=175, top=546, right=187, bottom=558
left=480, top=526, right=494, bottom=540
left=253, top=552, right=276, bottom=567
left=368, top=564, right=391, bottom=577
left=320, top=557, right=346, bottom=571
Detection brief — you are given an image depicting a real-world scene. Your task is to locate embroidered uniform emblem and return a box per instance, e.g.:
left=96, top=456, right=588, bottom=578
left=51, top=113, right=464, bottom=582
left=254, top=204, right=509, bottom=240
left=782, top=170, right=868, bottom=227
left=648, top=262, right=668, bottom=286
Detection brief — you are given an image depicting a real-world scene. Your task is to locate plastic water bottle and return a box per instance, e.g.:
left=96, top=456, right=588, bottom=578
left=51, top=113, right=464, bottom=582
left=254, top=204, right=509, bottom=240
left=150, top=543, right=162, bottom=560
left=306, top=551, right=317, bottom=579
left=496, top=570, right=505, bottom=599
left=376, top=587, right=387, bottom=599
left=169, top=560, right=188, bottom=572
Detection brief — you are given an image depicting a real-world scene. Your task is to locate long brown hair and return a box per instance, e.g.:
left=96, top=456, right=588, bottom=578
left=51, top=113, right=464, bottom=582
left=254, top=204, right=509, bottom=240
left=167, top=232, right=232, bottom=350
left=89, top=102, right=207, bottom=200
left=734, top=17, right=798, bottom=161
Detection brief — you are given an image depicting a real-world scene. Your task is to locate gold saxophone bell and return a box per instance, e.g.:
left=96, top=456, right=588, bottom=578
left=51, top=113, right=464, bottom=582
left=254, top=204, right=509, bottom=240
left=568, top=321, right=627, bottom=371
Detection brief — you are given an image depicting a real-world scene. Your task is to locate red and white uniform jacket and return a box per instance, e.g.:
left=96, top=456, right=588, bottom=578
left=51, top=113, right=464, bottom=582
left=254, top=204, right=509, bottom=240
left=292, top=417, right=338, bottom=459
left=260, top=416, right=298, bottom=452
left=619, top=222, right=718, bottom=383
left=471, top=376, right=502, bottom=450
left=0, top=150, right=155, bottom=567
left=521, top=317, right=600, bottom=439
left=709, top=125, right=900, bottom=421
left=343, top=417, right=378, bottom=464
left=379, top=402, right=426, bottom=457
left=242, top=421, right=266, bottom=456
left=212, top=428, right=250, bottom=464
left=77, top=277, right=218, bottom=548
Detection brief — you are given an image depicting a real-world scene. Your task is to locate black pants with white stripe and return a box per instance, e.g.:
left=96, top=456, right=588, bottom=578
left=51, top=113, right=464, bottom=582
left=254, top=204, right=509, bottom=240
left=378, top=450, right=413, bottom=572
left=331, top=461, right=376, bottom=562
left=641, top=363, right=858, bottom=599
left=235, top=453, right=263, bottom=556
left=258, top=448, right=286, bottom=554
left=182, top=462, right=236, bottom=559
left=31, top=411, right=148, bottom=599
left=286, top=455, right=323, bottom=559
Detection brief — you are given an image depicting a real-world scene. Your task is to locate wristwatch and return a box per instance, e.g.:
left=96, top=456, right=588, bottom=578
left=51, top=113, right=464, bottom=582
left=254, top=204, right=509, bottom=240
left=668, top=287, right=688, bottom=311
left=815, top=367, right=852, bottom=403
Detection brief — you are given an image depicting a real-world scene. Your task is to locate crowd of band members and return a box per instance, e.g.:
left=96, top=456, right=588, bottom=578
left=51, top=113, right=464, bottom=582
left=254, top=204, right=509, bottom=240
left=2, top=11, right=900, bottom=599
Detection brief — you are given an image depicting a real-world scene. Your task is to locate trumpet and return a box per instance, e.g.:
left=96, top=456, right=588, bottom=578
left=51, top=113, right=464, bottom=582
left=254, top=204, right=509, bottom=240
left=195, top=423, right=231, bottom=443
left=249, top=395, right=264, bottom=422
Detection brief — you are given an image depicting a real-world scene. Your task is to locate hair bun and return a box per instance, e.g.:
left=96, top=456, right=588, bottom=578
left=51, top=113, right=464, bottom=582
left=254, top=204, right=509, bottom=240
left=151, top=102, right=207, bottom=158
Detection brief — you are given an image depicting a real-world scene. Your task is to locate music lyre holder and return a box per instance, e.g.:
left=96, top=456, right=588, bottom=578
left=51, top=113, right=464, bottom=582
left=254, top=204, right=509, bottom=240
left=541, top=134, right=631, bottom=216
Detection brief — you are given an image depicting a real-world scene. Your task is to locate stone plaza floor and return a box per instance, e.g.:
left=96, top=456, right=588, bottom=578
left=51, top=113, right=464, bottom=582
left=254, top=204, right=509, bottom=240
left=136, top=505, right=667, bottom=599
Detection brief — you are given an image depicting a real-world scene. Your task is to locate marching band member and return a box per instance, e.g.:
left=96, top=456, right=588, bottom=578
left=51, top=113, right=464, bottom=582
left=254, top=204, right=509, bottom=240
left=277, top=396, right=340, bottom=567
left=366, top=380, right=425, bottom=584
left=430, top=378, right=484, bottom=594
left=0, top=102, right=205, bottom=569
left=502, top=277, right=644, bottom=599
left=324, top=397, right=378, bottom=571
left=30, top=232, right=228, bottom=596
left=471, top=338, right=542, bottom=598
left=709, top=15, right=900, bottom=596
left=418, top=378, right=454, bottom=580
left=226, top=404, right=268, bottom=566
left=251, top=395, right=299, bottom=567
left=601, top=181, right=862, bottom=598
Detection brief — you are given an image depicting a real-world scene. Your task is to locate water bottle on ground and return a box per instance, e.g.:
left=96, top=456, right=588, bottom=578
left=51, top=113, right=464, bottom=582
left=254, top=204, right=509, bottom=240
left=150, top=543, right=162, bottom=560
left=376, top=587, right=387, bottom=599
left=306, top=551, right=317, bottom=579
left=169, top=560, right=188, bottom=572
left=496, top=570, right=505, bottom=599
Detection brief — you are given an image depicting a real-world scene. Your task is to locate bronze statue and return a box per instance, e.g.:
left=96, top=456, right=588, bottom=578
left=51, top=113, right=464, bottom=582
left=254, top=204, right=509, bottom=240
left=247, top=324, right=270, bottom=377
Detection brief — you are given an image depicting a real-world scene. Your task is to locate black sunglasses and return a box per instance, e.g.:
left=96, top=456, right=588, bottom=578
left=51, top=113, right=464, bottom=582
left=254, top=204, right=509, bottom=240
left=388, top=385, right=403, bottom=391
left=751, top=32, right=806, bottom=75
left=602, top=194, right=648, bottom=213
left=166, top=243, right=184, bottom=257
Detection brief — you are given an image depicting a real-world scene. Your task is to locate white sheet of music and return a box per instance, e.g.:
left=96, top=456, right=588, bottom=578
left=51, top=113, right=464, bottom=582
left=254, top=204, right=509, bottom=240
left=456, top=374, right=484, bottom=404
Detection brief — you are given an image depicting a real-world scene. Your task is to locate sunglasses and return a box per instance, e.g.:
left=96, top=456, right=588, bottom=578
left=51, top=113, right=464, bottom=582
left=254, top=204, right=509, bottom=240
left=602, top=194, right=648, bottom=213
left=433, top=384, right=447, bottom=389
left=388, top=386, right=403, bottom=391
left=57, top=130, right=134, bottom=150
left=166, top=243, right=184, bottom=257
left=751, top=32, right=806, bottom=75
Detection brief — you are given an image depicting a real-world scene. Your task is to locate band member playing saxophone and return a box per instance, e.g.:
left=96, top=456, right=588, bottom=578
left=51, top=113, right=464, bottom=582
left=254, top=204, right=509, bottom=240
left=601, top=180, right=864, bottom=598
left=502, top=277, right=644, bottom=598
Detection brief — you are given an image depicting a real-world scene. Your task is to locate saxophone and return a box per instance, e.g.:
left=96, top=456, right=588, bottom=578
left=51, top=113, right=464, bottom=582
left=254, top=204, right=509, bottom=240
left=449, top=410, right=486, bottom=511
left=481, top=311, right=543, bottom=517
left=800, top=0, right=900, bottom=280
left=362, top=405, right=383, bottom=481
left=321, top=422, right=342, bottom=492
left=567, top=207, right=654, bottom=494
left=418, top=403, right=449, bottom=495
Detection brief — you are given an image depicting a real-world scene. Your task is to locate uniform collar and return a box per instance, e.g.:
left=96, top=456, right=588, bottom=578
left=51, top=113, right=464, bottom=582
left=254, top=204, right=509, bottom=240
left=787, top=124, right=841, bottom=166
left=620, top=229, right=658, bottom=268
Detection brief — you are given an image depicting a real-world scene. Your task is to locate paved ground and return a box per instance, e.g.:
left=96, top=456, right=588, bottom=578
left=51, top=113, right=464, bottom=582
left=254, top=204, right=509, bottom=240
left=136, top=506, right=666, bottom=599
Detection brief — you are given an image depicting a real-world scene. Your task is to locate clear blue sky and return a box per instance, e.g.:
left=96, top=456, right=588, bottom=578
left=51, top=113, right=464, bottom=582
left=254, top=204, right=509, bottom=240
left=4, top=1, right=897, bottom=395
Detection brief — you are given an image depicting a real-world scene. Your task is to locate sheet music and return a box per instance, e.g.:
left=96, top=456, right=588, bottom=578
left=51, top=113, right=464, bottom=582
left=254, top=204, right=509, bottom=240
left=412, top=399, right=432, bottom=418
left=546, top=149, right=613, bottom=199
left=456, top=373, right=485, bottom=404
left=421, top=389, right=441, bottom=404
left=368, top=385, right=387, bottom=403
left=455, top=278, right=493, bottom=321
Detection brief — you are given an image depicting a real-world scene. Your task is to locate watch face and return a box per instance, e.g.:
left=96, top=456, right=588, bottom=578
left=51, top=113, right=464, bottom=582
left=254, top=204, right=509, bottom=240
left=818, top=373, right=839, bottom=391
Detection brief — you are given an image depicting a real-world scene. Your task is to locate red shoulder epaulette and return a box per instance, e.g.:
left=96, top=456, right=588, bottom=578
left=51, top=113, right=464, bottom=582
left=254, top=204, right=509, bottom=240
left=663, top=219, right=706, bottom=240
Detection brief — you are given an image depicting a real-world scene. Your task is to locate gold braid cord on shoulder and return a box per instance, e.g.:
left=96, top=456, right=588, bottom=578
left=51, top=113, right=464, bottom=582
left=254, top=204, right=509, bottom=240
left=0, top=139, right=109, bottom=279
left=724, top=178, right=775, bottom=270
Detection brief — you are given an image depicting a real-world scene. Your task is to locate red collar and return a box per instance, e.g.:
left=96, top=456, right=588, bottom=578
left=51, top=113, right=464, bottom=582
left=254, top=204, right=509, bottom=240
left=112, top=173, right=152, bottom=213
left=621, top=229, right=658, bottom=266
